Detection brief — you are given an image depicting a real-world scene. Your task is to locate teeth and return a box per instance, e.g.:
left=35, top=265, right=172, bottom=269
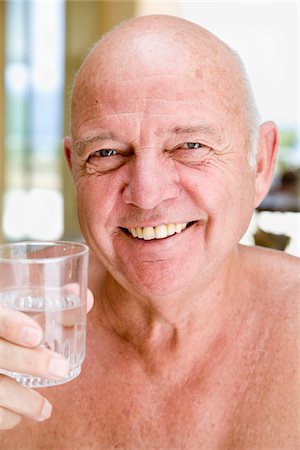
left=143, top=226, right=155, bottom=240
left=175, top=223, right=187, bottom=233
left=136, top=227, right=143, bottom=239
left=167, top=224, right=176, bottom=236
left=128, top=223, right=189, bottom=240
left=175, top=223, right=183, bottom=233
left=155, top=225, right=168, bottom=239
left=131, top=228, right=137, bottom=238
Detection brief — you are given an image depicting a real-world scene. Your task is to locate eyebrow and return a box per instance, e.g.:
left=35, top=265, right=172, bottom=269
left=75, top=132, right=116, bottom=155
left=171, top=124, right=222, bottom=141
left=74, top=123, right=222, bottom=154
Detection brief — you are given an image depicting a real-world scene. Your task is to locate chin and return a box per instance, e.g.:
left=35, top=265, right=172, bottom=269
left=115, top=258, right=202, bottom=300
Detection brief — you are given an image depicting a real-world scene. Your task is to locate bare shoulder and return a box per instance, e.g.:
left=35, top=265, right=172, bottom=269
left=239, top=244, right=299, bottom=343
left=239, top=244, right=300, bottom=299
left=234, top=245, right=300, bottom=447
left=239, top=244, right=299, bottom=371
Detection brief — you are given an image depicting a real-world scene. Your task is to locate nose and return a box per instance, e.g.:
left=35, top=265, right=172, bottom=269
left=122, top=153, right=181, bottom=209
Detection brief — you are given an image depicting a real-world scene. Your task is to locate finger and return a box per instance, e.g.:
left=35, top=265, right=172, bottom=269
left=0, top=375, right=52, bottom=423
left=60, top=283, right=94, bottom=312
left=60, top=287, right=93, bottom=325
left=0, top=340, right=69, bottom=380
left=0, top=305, right=43, bottom=347
left=0, top=407, right=21, bottom=430
left=62, top=283, right=94, bottom=313
left=41, top=284, right=92, bottom=327
left=87, top=289, right=94, bottom=313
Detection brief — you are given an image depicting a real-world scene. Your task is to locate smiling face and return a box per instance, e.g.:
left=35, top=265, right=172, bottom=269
left=66, top=16, right=258, bottom=298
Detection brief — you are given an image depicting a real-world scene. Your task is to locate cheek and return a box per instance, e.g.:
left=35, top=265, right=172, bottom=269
left=177, top=163, right=255, bottom=227
left=211, top=173, right=255, bottom=240
left=75, top=175, right=119, bottom=232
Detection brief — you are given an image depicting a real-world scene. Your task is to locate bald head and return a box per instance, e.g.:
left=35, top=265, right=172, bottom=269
left=74, top=15, right=243, bottom=97
left=71, top=15, right=260, bottom=166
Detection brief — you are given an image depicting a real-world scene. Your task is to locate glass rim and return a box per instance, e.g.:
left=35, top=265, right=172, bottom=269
left=0, top=241, right=89, bottom=264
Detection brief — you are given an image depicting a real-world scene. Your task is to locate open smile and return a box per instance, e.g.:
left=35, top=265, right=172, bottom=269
left=121, top=221, right=196, bottom=241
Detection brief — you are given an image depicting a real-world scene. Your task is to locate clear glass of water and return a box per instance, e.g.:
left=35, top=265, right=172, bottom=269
left=0, top=241, right=89, bottom=388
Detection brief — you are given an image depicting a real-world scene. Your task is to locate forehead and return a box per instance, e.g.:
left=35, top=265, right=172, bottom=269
left=72, top=77, right=242, bottom=146
left=71, top=30, right=244, bottom=139
left=74, top=80, right=224, bottom=140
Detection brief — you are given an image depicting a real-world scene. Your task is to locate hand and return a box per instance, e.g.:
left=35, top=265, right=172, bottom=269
left=0, top=289, right=94, bottom=430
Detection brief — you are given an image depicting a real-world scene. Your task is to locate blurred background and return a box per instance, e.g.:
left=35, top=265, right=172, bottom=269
left=0, top=0, right=299, bottom=254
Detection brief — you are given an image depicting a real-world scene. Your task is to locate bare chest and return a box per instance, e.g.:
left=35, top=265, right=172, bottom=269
left=17, top=376, right=238, bottom=450
left=2, top=300, right=299, bottom=450
left=3, top=356, right=298, bottom=450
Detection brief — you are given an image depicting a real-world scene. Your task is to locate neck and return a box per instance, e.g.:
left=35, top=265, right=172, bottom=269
left=91, top=246, right=250, bottom=378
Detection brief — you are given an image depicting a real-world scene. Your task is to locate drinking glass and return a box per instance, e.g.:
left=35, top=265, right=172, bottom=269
left=0, top=241, right=89, bottom=388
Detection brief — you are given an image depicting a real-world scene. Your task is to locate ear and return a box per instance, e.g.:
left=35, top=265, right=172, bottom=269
left=254, top=121, right=279, bottom=208
left=63, top=136, right=73, bottom=174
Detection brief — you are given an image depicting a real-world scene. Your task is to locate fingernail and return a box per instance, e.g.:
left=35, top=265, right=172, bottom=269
left=20, top=326, right=42, bottom=346
left=38, top=400, right=52, bottom=421
left=48, top=357, right=69, bottom=378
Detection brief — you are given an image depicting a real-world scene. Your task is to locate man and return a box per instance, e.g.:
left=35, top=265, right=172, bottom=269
left=0, top=14, right=299, bottom=449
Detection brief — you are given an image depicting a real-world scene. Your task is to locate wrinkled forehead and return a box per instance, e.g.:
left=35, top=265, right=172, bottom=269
left=71, top=26, right=244, bottom=134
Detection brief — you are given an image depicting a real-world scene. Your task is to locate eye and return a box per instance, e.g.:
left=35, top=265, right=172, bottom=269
left=85, top=148, right=127, bottom=175
left=94, top=149, right=118, bottom=157
left=182, top=142, right=204, bottom=149
left=171, top=141, right=211, bottom=166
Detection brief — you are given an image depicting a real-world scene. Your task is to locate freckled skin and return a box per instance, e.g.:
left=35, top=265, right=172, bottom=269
left=3, top=15, right=299, bottom=449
